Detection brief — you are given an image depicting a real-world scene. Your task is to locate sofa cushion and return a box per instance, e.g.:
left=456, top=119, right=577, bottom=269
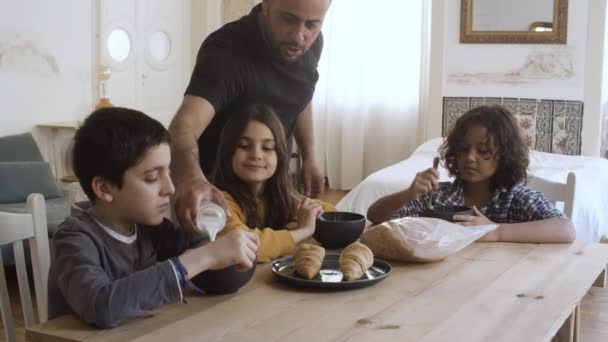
left=0, top=161, right=63, bottom=203
left=0, top=132, right=44, bottom=162
left=0, top=196, right=69, bottom=236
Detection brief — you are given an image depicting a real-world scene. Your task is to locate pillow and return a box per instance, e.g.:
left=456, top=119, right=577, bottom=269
left=0, top=132, right=44, bottom=162
left=0, top=161, right=63, bottom=203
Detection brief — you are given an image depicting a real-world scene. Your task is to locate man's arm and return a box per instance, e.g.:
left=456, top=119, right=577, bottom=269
left=294, top=102, right=325, bottom=197
left=168, top=95, right=229, bottom=232
left=169, top=95, right=214, bottom=184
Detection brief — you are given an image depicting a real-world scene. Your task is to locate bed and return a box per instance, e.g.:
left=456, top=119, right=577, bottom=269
left=336, top=137, right=608, bottom=242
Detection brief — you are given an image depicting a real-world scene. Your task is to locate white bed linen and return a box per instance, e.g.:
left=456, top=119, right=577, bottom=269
left=337, top=138, right=608, bottom=242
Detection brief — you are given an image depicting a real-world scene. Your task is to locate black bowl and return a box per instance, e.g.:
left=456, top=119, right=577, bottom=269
left=191, top=262, right=256, bottom=295
left=418, top=205, right=473, bottom=222
left=313, top=211, right=366, bottom=249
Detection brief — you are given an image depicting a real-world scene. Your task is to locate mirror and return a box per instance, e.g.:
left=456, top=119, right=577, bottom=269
left=460, top=0, right=568, bottom=44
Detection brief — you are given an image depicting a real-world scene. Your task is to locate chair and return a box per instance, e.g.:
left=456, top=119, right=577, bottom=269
left=527, top=171, right=575, bottom=218
left=0, top=132, right=70, bottom=265
left=0, top=194, right=50, bottom=342
left=527, top=172, right=584, bottom=341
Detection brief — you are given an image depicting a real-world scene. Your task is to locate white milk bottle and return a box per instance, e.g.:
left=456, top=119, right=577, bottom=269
left=196, top=202, right=227, bottom=241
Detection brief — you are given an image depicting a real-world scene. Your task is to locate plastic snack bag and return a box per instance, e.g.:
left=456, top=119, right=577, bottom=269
left=360, top=217, right=497, bottom=262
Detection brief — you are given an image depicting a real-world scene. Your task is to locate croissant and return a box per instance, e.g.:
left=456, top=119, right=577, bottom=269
left=339, top=242, right=374, bottom=281
left=294, top=243, right=325, bottom=279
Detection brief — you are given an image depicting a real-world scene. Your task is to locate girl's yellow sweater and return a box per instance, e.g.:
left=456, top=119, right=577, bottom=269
left=219, top=192, right=336, bottom=262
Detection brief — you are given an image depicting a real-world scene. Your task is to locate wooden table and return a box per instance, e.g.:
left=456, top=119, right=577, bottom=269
left=27, top=242, right=608, bottom=342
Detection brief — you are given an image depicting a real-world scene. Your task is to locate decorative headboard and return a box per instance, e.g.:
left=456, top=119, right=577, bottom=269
left=442, top=97, right=583, bottom=155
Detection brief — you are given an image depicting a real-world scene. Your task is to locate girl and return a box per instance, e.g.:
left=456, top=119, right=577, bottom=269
left=212, top=104, right=335, bottom=262
left=367, top=105, right=575, bottom=243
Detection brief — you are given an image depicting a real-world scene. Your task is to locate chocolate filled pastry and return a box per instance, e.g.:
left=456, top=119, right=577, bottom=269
left=294, top=243, right=326, bottom=279
left=339, top=242, right=374, bottom=281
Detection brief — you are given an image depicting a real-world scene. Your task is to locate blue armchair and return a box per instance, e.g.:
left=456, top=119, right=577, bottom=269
left=0, top=133, right=70, bottom=265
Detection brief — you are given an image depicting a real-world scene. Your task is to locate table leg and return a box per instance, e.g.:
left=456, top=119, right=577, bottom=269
left=573, top=304, right=580, bottom=342
left=50, top=128, right=59, bottom=181
left=553, top=308, right=575, bottom=342
left=593, top=266, right=607, bottom=288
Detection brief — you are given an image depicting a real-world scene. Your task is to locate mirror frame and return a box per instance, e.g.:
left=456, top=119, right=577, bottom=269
left=460, top=0, right=568, bottom=44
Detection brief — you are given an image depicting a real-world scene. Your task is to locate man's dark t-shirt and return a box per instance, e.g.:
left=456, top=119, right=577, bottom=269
left=185, top=4, right=323, bottom=175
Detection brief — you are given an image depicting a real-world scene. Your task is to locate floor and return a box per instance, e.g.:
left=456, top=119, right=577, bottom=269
left=317, top=189, right=349, bottom=207
left=581, top=286, right=608, bottom=341
left=2, top=189, right=606, bottom=341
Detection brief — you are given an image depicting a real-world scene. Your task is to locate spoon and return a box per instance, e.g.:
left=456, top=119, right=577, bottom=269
left=291, top=190, right=305, bottom=202
left=427, top=157, right=440, bottom=210
left=292, top=191, right=326, bottom=221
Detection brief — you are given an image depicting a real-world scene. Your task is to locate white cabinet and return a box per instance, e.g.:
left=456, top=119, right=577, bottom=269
left=36, top=122, right=78, bottom=183
left=36, top=122, right=88, bottom=205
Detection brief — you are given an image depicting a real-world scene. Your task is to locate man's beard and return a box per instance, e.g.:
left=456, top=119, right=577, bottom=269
left=278, top=42, right=305, bottom=62
left=262, top=21, right=304, bottom=62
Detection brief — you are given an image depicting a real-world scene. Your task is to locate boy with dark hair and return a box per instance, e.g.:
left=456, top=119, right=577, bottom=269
left=47, top=107, right=258, bottom=328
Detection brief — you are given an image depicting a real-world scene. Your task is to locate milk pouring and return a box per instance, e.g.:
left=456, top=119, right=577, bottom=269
left=196, top=202, right=226, bottom=241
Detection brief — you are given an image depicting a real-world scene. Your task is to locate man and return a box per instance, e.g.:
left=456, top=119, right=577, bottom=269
left=169, top=0, right=331, bottom=233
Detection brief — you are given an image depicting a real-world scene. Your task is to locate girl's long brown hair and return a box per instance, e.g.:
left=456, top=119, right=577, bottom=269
left=211, top=104, right=295, bottom=229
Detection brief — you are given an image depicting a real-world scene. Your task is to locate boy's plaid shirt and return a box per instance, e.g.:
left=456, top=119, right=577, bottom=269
left=393, top=181, right=566, bottom=223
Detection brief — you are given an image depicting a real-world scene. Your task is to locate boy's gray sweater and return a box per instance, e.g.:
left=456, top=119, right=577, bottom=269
left=47, top=211, right=202, bottom=328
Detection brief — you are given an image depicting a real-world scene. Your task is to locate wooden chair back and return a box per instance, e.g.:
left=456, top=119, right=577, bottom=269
left=0, top=194, right=50, bottom=342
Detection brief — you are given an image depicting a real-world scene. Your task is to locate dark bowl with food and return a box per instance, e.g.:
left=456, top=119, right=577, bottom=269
left=314, top=211, right=366, bottom=249
left=191, top=262, right=257, bottom=295
left=418, top=205, right=473, bottom=222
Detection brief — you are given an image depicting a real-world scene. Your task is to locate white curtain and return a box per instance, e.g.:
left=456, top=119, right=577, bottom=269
left=313, top=0, right=426, bottom=190
left=603, top=101, right=608, bottom=157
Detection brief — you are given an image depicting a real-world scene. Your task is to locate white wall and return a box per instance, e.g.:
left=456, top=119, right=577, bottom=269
left=1, top=0, right=196, bottom=141
left=0, top=0, right=95, bottom=137
left=100, top=0, right=191, bottom=127
left=444, top=0, right=587, bottom=99
left=190, top=1, right=222, bottom=68
left=428, top=0, right=605, bottom=156
left=602, top=2, right=608, bottom=157
left=190, top=0, right=260, bottom=70
left=583, top=0, right=607, bottom=157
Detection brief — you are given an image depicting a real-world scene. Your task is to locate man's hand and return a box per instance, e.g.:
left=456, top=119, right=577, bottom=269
left=301, top=159, right=324, bottom=198
left=173, top=178, right=230, bottom=234
left=294, top=102, right=323, bottom=198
